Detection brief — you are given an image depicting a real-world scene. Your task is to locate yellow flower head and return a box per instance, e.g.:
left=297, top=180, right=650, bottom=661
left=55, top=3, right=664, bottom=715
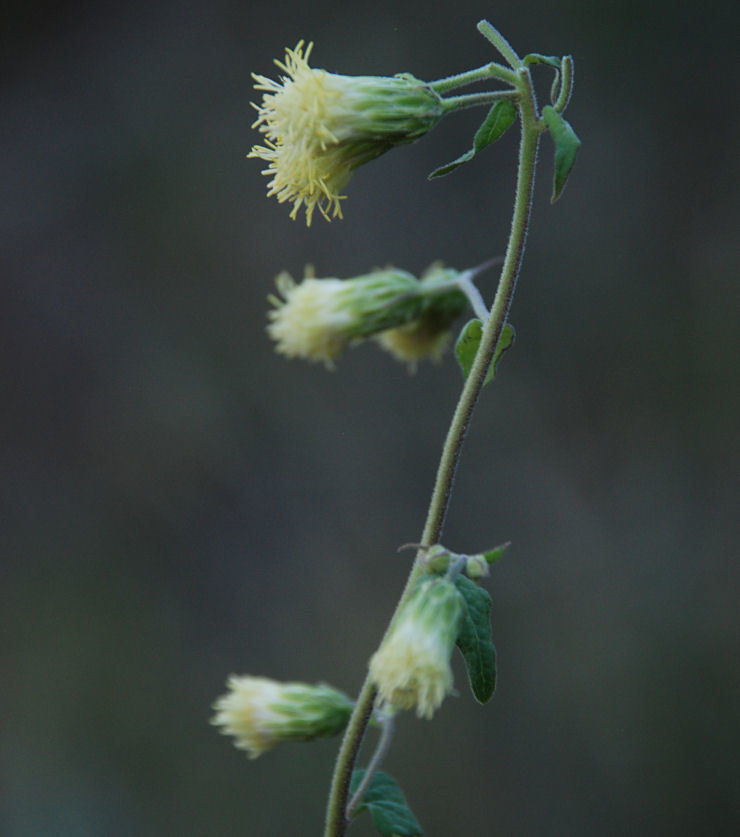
left=369, top=577, right=464, bottom=719
left=267, top=272, right=357, bottom=365
left=249, top=42, right=444, bottom=224
left=211, top=675, right=353, bottom=759
left=375, top=320, right=453, bottom=370
left=376, top=263, right=469, bottom=371
left=267, top=263, right=468, bottom=368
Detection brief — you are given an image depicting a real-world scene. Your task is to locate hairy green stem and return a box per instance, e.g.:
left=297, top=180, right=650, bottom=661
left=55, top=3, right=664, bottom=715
left=324, top=59, right=541, bottom=837
left=441, top=89, right=519, bottom=113
left=477, top=19, right=521, bottom=69
left=431, top=61, right=519, bottom=93
left=554, top=55, right=574, bottom=112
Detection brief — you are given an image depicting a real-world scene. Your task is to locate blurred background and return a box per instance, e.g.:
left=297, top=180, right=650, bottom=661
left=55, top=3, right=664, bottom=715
left=2, top=0, right=738, bottom=834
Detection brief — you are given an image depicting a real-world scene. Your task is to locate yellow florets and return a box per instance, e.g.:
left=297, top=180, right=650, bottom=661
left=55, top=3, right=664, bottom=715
left=249, top=42, right=350, bottom=225
left=267, top=272, right=355, bottom=365
left=370, top=618, right=454, bottom=719
left=211, top=675, right=353, bottom=759
left=376, top=321, right=452, bottom=371
left=369, top=578, right=463, bottom=719
left=211, top=676, right=289, bottom=759
left=249, top=42, right=444, bottom=224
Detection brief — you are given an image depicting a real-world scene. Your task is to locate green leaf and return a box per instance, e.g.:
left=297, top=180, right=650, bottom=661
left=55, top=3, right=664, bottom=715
left=454, top=575, right=496, bottom=704
left=455, top=320, right=515, bottom=386
left=349, top=770, right=423, bottom=836
left=454, top=318, right=483, bottom=379
left=487, top=322, right=515, bottom=386
left=428, top=147, right=475, bottom=179
left=482, top=541, right=511, bottom=564
left=473, top=99, right=517, bottom=152
left=429, top=100, right=516, bottom=179
left=542, top=105, right=581, bottom=202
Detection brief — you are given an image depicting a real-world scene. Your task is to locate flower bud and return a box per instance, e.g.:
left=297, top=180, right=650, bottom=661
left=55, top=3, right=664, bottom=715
left=369, top=577, right=464, bottom=719
left=465, top=554, right=490, bottom=579
left=249, top=41, right=444, bottom=224
left=420, top=544, right=452, bottom=574
left=211, top=676, right=353, bottom=759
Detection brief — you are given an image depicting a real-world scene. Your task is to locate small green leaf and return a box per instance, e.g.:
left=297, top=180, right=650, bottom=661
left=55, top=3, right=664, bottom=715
left=428, top=147, right=475, bottom=179
left=482, top=541, right=511, bottom=564
left=455, top=320, right=515, bottom=386
left=429, top=100, right=516, bottom=179
left=349, top=770, right=423, bottom=836
left=454, top=318, right=483, bottom=379
left=542, top=105, right=581, bottom=202
left=473, top=100, right=517, bottom=152
left=486, top=322, right=515, bottom=386
left=454, top=575, right=496, bottom=704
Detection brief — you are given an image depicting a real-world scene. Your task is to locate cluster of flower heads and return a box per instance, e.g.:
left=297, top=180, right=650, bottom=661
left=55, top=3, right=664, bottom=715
left=212, top=575, right=467, bottom=760
left=212, top=39, right=498, bottom=763
left=250, top=43, right=485, bottom=370
left=267, top=262, right=468, bottom=369
left=249, top=41, right=444, bottom=225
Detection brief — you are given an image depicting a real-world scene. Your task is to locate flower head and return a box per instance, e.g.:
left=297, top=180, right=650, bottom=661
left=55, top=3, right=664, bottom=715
left=375, top=263, right=469, bottom=370
left=211, top=675, right=353, bottom=759
left=249, top=42, right=444, bottom=224
left=369, top=577, right=464, bottom=719
left=267, top=264, right=466, bottom=367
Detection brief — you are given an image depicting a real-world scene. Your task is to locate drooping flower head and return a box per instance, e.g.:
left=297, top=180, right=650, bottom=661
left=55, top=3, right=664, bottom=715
left=369, top=577, right=464, bottom=719
left=267, top=263, right=467, bottom=367
left=375, top=263, right=469, bottom=370
left=249, top=42, right=444, bottom=224
left=211, top=675, right=353, bottom=759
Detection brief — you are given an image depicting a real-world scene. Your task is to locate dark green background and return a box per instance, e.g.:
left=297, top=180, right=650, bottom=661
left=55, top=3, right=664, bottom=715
left=3, top=1, right=738, bottom=835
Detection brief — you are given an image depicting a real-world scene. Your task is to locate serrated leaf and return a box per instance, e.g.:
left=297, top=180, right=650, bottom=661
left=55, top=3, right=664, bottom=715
left=542, top=105, right=581, bottom=202
left=429, top=100, right=516, bottom=179
left=454, top=575, right=496, bottom=704
left=473, top=100, right=517, bottom=152
left=482, top=541, right=511, bottom=564
left=349, top=770, right=423, bottom=837
left=455, top=320, right=515, bottom=386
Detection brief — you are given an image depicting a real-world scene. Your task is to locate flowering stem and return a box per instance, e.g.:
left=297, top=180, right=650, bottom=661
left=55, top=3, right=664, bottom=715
left=324, top=51, right=542, bottom=837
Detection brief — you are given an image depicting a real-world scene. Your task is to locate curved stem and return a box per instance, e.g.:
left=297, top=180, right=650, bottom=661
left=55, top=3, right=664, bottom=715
left=324, top=678, right=376, bottom=837
left=554, top=55, right=574, bottom=112
left=324, top=65, right=541, bottom=837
